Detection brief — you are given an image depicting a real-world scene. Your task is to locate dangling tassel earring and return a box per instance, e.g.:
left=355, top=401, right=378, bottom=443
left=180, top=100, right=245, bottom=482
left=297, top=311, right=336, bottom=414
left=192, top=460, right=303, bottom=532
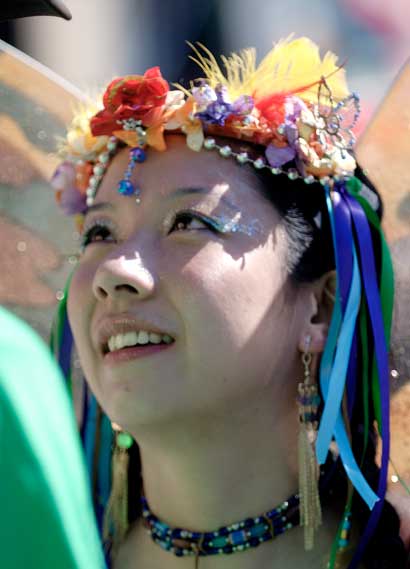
left=298, top=336, right=322, bottom=550
left=103, top=423, right=134, bottom=552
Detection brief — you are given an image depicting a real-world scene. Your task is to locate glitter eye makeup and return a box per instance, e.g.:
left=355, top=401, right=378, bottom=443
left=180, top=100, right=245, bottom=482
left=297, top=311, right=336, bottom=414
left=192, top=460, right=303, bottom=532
left=164, top=205, right=263, bottom=239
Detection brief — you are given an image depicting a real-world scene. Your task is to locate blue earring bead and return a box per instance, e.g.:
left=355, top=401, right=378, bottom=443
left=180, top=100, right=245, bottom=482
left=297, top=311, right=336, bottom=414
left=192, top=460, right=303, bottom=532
left=141, top=492, right=300, bottom=559
left=117, top=146, right=146, bottom=202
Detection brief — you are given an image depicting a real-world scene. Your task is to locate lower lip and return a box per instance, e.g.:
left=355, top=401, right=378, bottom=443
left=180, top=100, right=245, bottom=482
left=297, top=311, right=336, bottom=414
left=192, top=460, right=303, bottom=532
left=103, top=343, right=174, bottom=365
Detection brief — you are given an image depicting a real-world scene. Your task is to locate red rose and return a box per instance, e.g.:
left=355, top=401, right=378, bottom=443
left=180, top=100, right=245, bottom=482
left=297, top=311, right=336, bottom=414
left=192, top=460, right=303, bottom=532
left=91, top=67, right=169, bottom=136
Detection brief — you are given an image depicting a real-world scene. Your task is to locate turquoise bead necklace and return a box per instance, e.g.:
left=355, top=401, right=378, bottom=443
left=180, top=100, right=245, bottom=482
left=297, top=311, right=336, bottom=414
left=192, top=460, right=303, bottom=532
left=141, top=492, right=300, bottom=568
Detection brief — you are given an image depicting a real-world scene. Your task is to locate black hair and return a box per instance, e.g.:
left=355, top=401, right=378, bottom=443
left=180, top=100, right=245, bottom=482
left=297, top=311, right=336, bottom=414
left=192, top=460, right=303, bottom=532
left=122, top=156, right=408, bottom=568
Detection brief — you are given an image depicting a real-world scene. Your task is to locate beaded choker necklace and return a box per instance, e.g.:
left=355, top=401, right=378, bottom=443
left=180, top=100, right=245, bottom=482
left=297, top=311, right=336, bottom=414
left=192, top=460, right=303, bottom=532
left=141, top=492, right=300, bottom=569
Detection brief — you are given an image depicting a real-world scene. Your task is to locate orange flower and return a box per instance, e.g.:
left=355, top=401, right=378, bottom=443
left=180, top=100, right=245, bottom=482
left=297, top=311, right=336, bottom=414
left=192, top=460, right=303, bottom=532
left=165, top=97, right=204, bottom=151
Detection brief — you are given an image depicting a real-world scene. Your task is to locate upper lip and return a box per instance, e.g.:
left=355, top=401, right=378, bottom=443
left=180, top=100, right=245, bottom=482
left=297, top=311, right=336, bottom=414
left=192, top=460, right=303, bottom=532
left=94, top=314, right=176, bottom=354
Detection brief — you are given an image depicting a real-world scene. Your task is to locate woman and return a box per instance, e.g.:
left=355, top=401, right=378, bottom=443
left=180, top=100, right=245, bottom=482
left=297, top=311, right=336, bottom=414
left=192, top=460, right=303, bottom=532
left=52, top=37, right=409, bottom=568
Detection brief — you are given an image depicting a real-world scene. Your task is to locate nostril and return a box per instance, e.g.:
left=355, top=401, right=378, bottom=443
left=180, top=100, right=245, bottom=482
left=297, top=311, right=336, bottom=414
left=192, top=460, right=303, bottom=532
left=115, top=284, right=139, bottom=294
left=96, top=286, right=108, bottom=299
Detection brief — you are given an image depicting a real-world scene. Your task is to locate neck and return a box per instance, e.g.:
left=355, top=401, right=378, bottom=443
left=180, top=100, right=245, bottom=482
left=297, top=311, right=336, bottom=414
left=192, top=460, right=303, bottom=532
left=138, top=389, right=298, bottom=530
left=116, top=389, right=342, bottom=568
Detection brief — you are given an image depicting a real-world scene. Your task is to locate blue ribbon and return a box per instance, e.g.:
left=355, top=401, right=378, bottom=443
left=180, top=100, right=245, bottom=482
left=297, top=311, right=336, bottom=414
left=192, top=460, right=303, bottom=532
left=317, top=186, right=379, bottom=510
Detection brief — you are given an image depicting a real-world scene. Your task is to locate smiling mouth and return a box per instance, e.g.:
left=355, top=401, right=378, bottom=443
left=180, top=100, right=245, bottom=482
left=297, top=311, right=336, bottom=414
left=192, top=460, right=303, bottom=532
left=102, top=330, right=174, bottom=355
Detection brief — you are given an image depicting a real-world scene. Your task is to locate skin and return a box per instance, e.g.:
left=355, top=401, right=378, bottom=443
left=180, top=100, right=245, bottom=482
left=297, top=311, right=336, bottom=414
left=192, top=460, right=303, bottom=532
left=68, top=135, right=337, bottom=569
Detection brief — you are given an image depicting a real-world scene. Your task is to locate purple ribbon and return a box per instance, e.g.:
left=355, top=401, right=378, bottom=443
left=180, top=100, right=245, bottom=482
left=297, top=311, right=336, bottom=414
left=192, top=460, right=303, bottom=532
left=59, top=312, right=73, bottom=380
left=345, top=193, right=390, bottom=568
left=332, top=190, right=354, bottom=313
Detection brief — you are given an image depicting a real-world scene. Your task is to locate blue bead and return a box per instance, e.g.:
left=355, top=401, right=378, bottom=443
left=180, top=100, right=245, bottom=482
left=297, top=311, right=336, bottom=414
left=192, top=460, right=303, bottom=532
left=231, top=530, right=246, bottom=545
left=131, top=147, right=146, bottom=162
left=118, top=180, right=134, bottom=195
left=219, top=527, right=229, bottom=536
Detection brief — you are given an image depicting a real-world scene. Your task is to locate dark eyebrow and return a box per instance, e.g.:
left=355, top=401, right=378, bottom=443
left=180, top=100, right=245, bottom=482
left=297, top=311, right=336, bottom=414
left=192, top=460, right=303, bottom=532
left=166, top=187, right=237, bottom=210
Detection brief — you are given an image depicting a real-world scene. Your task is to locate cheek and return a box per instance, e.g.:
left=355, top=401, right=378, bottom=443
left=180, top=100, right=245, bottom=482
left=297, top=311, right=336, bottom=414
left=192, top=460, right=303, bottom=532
left=170, top=240, right=293, bottom=377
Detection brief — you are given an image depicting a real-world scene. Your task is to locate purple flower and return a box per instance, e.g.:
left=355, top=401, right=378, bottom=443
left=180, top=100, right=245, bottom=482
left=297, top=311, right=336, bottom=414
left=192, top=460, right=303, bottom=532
left=191, top=82, right=217, bottom=108
left=196, top=85, right=233, bottom=125
left=284, top=96, right=308, bottom=122
left=196, top=84, right=255, bottom=126
left=265, top=144, right=296, bottom=168
left=51, top=161, right=87, bottom=216
left=231, top=95, right=254, bottom=116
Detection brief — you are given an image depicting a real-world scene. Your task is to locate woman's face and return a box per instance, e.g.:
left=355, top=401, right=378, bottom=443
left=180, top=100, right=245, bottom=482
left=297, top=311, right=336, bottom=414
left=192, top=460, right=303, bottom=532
left=68, top=136, right=309, bottom=432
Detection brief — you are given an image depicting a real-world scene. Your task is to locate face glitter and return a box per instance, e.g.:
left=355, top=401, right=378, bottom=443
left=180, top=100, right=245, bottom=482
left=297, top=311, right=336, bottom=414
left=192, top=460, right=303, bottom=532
left=216, top=212, right=263, bottom=237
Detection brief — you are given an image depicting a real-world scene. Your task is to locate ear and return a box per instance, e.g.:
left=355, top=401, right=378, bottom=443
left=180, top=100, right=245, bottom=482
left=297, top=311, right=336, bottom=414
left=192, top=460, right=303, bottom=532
left=297, top=270, right=336, bottom=354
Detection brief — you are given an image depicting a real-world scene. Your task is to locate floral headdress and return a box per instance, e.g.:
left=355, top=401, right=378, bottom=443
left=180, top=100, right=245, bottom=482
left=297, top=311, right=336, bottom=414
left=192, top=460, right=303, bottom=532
left=51, top=37, right=395, bottom=569
left=52, top=36, right=360, bottom=221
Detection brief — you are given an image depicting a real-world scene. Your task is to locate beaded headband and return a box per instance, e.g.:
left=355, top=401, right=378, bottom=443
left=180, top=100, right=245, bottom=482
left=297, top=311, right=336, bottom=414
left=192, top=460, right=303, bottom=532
left=51, top=36, right=360, bottom=221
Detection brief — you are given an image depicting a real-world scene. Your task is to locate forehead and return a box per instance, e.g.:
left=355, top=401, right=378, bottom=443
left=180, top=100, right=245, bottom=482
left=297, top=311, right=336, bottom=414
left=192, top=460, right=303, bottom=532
left=95, top=135, right=274, bottom=215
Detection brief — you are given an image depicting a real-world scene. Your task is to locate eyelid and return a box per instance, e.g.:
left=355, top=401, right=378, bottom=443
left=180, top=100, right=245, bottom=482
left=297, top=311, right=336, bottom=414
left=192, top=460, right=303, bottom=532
left=82, top=216, right=118, bottom=236
left=80, top=217, right=119, bottom=251
left=165, top=208, right=225, bottom=234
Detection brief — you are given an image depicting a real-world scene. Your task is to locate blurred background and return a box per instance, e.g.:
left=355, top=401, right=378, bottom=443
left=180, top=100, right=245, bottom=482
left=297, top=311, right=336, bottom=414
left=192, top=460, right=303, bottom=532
left=0, top=0, right=409, bottom=491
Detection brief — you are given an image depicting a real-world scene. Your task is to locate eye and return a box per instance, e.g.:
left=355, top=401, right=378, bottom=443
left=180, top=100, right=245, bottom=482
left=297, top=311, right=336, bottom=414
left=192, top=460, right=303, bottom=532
left=81, top=222, right=116, bottom=250
left=168, top=211, right=220, bottom=234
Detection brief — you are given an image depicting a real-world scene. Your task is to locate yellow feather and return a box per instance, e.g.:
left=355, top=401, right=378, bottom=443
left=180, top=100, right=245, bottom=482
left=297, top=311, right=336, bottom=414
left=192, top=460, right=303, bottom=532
left=188, top=36, right=349, bottom=104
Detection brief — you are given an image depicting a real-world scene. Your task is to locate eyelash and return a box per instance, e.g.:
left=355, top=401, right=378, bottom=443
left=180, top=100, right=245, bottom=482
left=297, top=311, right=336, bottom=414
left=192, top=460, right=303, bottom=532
left=80, top=210, right=220, bottom=250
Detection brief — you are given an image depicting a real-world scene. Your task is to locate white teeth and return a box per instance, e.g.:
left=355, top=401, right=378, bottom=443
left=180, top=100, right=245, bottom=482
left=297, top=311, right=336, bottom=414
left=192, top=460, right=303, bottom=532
left=137, top=330, right=149, bottom=344
left=149, top=332, right=162, bottom=344
left=105, top=330, right=174, bottom=352
left=124, top=331, right=138, bottom=346
left=108, top=337, right=116, bottom=352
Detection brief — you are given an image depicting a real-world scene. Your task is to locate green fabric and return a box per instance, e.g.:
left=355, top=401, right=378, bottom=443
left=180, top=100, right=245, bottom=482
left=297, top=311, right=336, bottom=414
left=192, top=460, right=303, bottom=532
left=0, top=307, right=104, bottom=568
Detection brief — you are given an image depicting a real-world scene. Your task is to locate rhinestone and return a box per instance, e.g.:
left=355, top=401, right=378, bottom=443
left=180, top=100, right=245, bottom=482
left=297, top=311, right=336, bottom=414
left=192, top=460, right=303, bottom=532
left=136, top=197, right=141, bottom=204
left=118, top=180, right=135, bottom=196
left=253, top=158, right=265, bottom=169
left=86, top=197, right=94, bottom=206
left=270, top=167, right=281, bottom=175
left=304, top=175, right=315, bottom=184
left=131, top=147, right=146, bottom=162
left=107, top=140, right=117, bottom=152
left=219, top=145, right=232, bottom=157
left=89, top=176, right=98, bottom=188
left=86, top=188, right=94, bottom=197
left=204, top=138, right=216, bottom=149
left=287, top=169, right=298, bottom=180
left=236, top=152, right=249, bottom=164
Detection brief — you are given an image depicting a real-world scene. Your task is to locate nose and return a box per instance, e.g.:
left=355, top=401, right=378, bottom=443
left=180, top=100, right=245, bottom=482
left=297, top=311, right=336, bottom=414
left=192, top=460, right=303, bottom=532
left=92, top=253, right=156, bottom=302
